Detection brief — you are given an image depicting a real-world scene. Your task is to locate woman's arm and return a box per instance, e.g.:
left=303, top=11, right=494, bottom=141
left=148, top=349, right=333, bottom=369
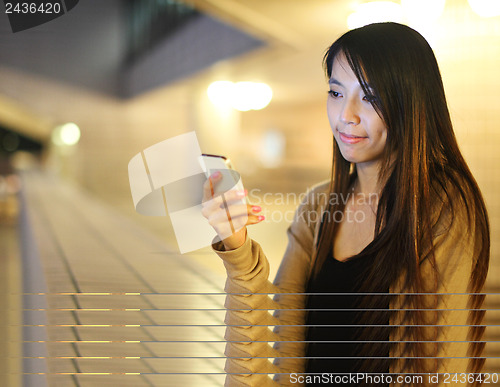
left=212, top=184, right=326, bottom=386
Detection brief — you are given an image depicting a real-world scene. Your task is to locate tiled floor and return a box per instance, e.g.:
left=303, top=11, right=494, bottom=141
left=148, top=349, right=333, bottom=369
left=19, top=171, right=228, bottom=386
left=0, top=221, right=22, bottom=387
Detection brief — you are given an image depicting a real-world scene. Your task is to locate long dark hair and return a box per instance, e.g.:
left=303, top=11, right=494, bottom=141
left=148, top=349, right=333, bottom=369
left=313, top=22, right=490, bottom=386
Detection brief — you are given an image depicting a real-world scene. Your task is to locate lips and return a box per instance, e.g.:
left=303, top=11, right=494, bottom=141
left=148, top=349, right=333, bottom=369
left=338, top=131, right=367, bottom=144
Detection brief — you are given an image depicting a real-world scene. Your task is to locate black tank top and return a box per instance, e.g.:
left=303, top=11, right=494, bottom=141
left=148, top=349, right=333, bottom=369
left=304, top=249, right=389, bottom=386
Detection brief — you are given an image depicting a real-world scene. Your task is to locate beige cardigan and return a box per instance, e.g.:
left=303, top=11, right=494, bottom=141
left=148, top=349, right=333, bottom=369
left=213, top=181, right=477, bottom=386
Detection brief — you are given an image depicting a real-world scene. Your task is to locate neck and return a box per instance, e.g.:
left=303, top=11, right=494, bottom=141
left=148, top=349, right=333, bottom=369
left=354, top=161, right=383, bottom=198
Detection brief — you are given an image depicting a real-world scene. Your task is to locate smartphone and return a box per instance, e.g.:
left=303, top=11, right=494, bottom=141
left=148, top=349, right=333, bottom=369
left=199, top=153, right=233, bottom=176
left=199, top=153, right=245, bottom=197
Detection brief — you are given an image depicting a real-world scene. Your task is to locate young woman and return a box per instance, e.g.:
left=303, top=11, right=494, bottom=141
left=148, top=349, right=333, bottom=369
left=202, top=22, right=490, bottom=386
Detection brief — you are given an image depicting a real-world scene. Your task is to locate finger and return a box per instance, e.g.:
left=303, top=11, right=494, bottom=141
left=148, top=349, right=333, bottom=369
left=208, top=199, right=249, bottom=226
left=202, top=193, right=250, bottom=220
left=204, top=199, right=251, bottom=220
left=225, top=202, right=265, bottom=229
left=204, top=196, right=258, bottom=217
left=201, top=195, right=225, bottom=218
left=245, top=204, right=264, bottom=225
left=202, top=171, right=222, bottom=202
left=248, top=204, right=262, bottom=214
left=219, top=188, right=248, bottom=205
left=247, top=213, right=265, bottom=225
left=206, top=203, right=264, bottom=240
left=209, top=210, right=262, bottom=237
left=203, top=190, right=246, bottom=212
left=208, top=207, right=241, bottom=238
left=214, top=210, right=264, bottom=229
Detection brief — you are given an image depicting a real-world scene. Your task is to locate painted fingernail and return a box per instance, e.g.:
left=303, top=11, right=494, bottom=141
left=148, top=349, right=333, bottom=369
left=212, top=171, right=221, bottom=177
left=252, top=206, right=261, bottom=213
left=258, top=215, right=265, bottom=221
left=237, top=189, right=247, bottom=197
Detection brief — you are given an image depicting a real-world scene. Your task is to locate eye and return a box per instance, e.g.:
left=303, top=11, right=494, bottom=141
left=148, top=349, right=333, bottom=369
left=328, top=90, right=341, bottom=98
left=363, top=94, right=378, bottom=103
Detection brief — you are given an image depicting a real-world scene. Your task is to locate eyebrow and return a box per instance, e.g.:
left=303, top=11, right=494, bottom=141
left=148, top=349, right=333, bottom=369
left=329, top=76, right=375, bottom=92
left=328, top=77, right=343, bottom=87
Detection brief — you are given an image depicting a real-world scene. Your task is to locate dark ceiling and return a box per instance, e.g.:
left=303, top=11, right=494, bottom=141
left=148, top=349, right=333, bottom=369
left=0, top=0, right=264, bottom=98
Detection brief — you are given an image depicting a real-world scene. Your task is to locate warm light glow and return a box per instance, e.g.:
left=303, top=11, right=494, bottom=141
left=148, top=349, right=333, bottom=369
left=347, top=1, right=403, bottom=29
left=207, top=81, right=235, bottom=108
left=400, top=0, right=446, bottom=46
left=52, top=123, right=81, bottom=146
left=401, top=0, right=446, bottom=23
left=60, top=123, right=81, bottom=145
left=232, top=82, right=273, bottom=111
left=468, top=0, right=500, bottom=18
left=207, top=81, right=273, bottom=111
left=260, top=130, right=285, bottom=168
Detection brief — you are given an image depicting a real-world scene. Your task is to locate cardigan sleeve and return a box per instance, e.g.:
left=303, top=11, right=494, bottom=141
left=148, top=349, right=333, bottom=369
left=212, top=183, right=327, bottom=386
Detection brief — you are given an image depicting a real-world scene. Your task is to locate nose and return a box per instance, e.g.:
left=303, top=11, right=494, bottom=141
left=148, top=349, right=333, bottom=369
left=340, top=97, right=360, bottom=125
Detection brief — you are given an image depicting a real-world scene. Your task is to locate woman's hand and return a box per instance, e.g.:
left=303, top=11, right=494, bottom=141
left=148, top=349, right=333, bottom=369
left=201, top=171, right=264, bottom=251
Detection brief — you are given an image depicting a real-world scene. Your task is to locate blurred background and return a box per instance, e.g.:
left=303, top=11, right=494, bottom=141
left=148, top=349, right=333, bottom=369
left=0, top=0, right=499, bottom=386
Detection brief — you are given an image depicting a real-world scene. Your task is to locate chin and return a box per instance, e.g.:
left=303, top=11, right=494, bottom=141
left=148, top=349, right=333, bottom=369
left=338, top=149, right=358, bottom=164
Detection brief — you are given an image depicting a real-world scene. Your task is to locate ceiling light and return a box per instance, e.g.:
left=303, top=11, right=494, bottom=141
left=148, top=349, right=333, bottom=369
left=207, top=81, right=273, bottom=111
left=232, top=82, right=273, bottom=112
left=347, top=1, right=403, bottom=29
left=207, top=81, right=235, bottom=108
left=468, top=0, right=500, bottom=18
left=401, top=0, right=446, bottom=23
left=52, top=123, right=81, bottom=146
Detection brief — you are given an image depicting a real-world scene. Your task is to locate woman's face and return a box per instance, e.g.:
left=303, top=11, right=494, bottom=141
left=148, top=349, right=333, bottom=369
left=327, top=54, right=388, bottom=168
